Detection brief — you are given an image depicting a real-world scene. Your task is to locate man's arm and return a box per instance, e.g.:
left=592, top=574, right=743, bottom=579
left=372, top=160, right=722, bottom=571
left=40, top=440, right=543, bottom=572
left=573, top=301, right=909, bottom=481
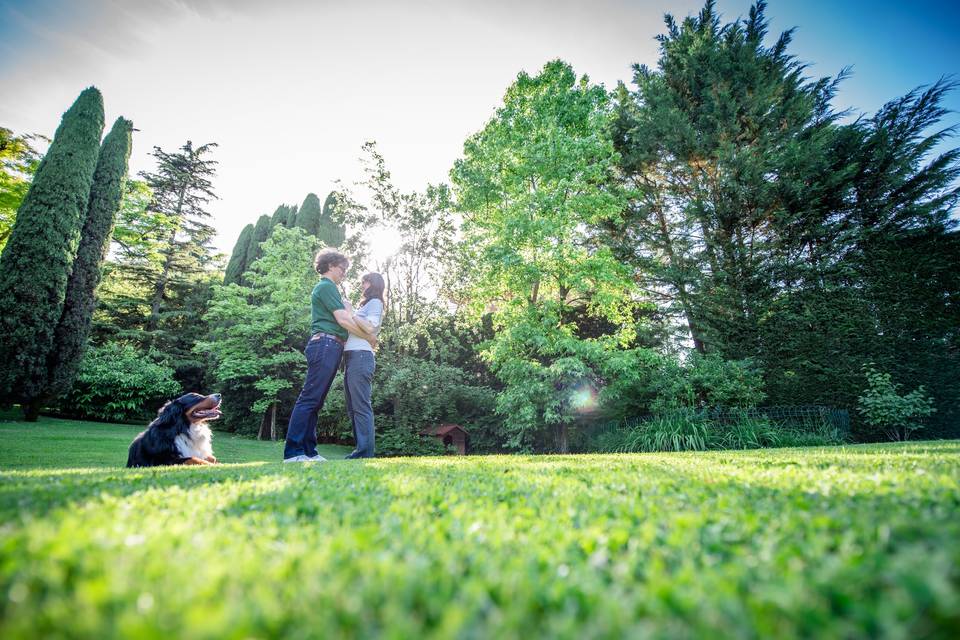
left=333, top=309, right=378, bottom=347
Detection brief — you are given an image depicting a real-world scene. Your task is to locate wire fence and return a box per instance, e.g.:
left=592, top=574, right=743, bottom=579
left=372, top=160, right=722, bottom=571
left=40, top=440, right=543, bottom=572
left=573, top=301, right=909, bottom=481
left=586, top=405, right=851, bottom=440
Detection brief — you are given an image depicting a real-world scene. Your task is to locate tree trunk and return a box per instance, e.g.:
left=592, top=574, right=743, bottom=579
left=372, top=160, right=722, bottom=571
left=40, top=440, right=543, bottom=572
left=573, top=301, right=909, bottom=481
left=22, top=397, right=44, bottom=422
left=257, top=403, right=278, bottom=441
left=556, top=423, right=569, bottom=454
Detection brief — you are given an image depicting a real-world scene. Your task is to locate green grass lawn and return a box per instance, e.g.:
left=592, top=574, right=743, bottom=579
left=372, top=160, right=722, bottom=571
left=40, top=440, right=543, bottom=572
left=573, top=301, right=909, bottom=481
left=1, top=417, right=958, bottom=638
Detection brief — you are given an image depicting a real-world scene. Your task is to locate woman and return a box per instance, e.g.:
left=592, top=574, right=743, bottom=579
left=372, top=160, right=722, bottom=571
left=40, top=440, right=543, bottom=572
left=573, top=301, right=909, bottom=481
left=343, top=272, right=385, bottom=459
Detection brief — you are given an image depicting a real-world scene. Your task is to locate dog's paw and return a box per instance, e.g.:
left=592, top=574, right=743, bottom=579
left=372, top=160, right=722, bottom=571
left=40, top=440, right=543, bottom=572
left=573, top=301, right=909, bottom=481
left=205, top=455, right=218, bottom=464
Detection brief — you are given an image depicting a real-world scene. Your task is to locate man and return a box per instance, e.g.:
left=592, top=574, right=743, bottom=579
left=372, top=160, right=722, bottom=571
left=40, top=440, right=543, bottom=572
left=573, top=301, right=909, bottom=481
left=283, top=249, right=377, bottom=462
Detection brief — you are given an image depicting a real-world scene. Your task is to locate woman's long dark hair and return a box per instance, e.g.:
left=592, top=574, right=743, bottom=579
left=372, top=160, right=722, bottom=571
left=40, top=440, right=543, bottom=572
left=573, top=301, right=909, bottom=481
left=360, top=272, right=385, bottom=307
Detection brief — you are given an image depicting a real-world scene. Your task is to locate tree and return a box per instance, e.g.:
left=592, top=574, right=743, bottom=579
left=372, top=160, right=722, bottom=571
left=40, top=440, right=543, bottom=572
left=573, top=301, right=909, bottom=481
left=319, top=191, right=346, bottom=247
left=611, top=0, right=853, bottom=358
left=857, top=367, right=935, bottom=441
left=294, top=193, right=323, bottom=238
left=0, top=127, right=47, bottom=252
left=0, top=87, right=104, bottom=412
left=341, top=142, right=456, bottom=324
left=451, top=60, right=637, bottom=452
left=223, top=223, right=254, bottom=285
left=140, top=141, right=219, bottom=335
left=244, top=214, right=274, bottom=268
left=271, top=204, right=291, bottom=229
left=285, top=204, right=298, bottom=227
left=197, top=226, right=319, bottom=437
left=22, top=117, right=133, bottom=420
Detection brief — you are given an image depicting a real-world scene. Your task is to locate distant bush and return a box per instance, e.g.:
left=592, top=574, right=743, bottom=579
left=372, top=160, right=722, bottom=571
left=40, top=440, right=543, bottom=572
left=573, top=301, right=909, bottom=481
left=376, top=417, right=449, bottom=457
left=857, top=366, right=936, bottom=441
left=589, top=408, right=848, bottom=453
left=57, top=344, right=180, bottom=422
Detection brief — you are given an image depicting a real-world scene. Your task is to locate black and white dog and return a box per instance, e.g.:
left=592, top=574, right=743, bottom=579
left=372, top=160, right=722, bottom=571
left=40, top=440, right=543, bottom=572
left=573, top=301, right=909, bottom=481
left=127, top=393, right=222, bottom=468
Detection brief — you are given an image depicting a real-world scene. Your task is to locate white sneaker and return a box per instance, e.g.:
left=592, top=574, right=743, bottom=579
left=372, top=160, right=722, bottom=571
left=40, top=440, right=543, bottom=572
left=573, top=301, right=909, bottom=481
left=283, top=454, right=311, bottom=463
left=307, top=454, right=327, bottom=462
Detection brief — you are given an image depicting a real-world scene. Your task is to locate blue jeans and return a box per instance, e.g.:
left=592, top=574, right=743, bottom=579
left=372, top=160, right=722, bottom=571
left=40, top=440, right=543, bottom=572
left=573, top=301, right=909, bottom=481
left=284, top=337, right=343, bottom=459
left=343, top=350, right=376, bottom=458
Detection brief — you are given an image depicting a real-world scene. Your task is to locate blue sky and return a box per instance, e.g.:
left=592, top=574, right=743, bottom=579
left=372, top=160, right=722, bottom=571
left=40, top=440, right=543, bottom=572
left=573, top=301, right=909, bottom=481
left=1, top=0, right=957, bottom=257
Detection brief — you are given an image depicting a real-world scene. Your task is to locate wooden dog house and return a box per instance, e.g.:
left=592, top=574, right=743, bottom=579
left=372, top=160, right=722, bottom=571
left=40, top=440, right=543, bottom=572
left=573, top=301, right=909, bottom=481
left=421, top=423, right=469, bottom=454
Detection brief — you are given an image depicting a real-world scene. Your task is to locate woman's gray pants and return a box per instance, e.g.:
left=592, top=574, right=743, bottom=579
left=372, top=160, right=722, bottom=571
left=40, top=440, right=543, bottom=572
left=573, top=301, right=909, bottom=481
left=343, top=350, right=376, bottom=458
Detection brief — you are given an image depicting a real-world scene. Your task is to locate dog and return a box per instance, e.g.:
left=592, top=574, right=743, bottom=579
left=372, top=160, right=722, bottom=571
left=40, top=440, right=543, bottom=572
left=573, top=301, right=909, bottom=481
left=126, top=393, right=222, bottom=468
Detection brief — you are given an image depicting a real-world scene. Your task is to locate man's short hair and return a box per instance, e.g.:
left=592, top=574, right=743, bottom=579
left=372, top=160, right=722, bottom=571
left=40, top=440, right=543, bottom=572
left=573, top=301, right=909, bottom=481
left=314, top=248, right=349, bottom=274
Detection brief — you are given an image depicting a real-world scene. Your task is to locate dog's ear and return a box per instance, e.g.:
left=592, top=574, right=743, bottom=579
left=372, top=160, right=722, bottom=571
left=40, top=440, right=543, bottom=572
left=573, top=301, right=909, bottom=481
left=149, top=399, right=186, bottom=430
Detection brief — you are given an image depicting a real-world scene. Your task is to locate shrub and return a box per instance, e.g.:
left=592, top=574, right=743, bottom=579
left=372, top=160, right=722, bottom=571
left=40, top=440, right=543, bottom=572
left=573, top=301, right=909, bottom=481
left=376, top=417, right=449, bottom=457
left=713, top=413, right=782, bottom=450
left=857, top=366, right=936, bottom=441
left=57, top=344, right=180, bottom=422
left=620, top=411, right=710, bottom=453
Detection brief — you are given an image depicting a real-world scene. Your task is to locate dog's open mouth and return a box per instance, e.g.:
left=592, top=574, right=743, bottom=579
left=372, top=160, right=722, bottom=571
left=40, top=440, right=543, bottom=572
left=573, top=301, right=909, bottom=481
left=191, top=399, right=223, bottom=421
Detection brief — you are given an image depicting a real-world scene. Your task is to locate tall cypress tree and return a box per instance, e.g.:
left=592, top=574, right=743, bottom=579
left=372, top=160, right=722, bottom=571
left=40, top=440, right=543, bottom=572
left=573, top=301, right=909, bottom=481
left=22, top=117, right=134, bottom=420
left=294, top=193, right=322, bottom=238
left=223, top=223, right=254, bottom=285
left=271, top=204, right=290, bottom=228
left=245, top=214, right=274, bottom=267
left=285, top=204, right=298, bottom=228
left=0, top=87, right=104, bottom=410
left=319, top=191, right=346, bottom=247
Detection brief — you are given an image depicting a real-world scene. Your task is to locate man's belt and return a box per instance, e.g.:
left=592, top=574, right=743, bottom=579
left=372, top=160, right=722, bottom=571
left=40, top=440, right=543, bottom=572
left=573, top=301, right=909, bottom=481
left=310, top=332, right=345, bottom=345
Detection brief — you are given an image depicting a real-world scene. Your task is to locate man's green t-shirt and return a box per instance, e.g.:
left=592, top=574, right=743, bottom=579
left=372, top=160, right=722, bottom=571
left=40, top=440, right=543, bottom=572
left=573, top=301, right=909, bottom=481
left=310, top=277, right=348, bottom=340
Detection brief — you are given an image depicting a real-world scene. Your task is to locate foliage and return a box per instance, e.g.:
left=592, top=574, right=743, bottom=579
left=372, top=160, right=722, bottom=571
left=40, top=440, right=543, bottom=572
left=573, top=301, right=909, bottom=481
left=222, top=223, right=253, bottom=285
left=56, top=344, right=180, bottom=422
left=2, top=437, right=959, bottom=638
left=0, top=127, right=46, bottom=252
left=293, top=192, right=323, bottom=239
left=139, top=140, right=220, bottom=346
left=197, top=226, right=319, bottom=436
left=857, top=366, right=936, bottom=441
left=648, top=352, right=766, bottom=413
left=0, top=88, right=105, bottom=412
left=32, top=117, right=134, bottom=418
left=375, top=416, right=449, bottom=457
left=619, top=411, right=710, bottom=452
left=318, top=191, right=346, bottom=248
left=452, top=60, right=638, bottom=452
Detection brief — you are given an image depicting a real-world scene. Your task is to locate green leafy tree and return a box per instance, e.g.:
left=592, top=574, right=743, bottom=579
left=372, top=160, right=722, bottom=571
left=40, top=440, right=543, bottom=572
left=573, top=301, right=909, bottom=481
left=197, top=226, right=318, bottom=437
left=22, top=117, right=133, bottom=420
left=223, top=223, right=254, bottom=286
left=0, top=128, right=47, bottom=252
left=451, top=60, right=637, bottom=452
left=0, top=87, right=104, bottom=414
left=857, top=367, right=935, bottom=441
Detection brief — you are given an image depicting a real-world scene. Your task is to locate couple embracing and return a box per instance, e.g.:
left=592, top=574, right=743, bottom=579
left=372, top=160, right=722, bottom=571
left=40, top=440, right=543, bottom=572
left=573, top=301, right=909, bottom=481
left=283, top=248, right=384, bottom=463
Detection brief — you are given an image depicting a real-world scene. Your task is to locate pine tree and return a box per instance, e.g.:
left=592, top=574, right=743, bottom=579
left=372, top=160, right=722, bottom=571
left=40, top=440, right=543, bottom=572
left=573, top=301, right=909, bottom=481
left=0, top=87, right=104, bottom=410
left=22, top=117, right=133, bottom=420
left=294, top=193, right=322, bottom=238
left=223, top=223, right=254, bottom=285
left=319, top=191, right=346, bottom=247
left=141, top=141, right=219, bottom=334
